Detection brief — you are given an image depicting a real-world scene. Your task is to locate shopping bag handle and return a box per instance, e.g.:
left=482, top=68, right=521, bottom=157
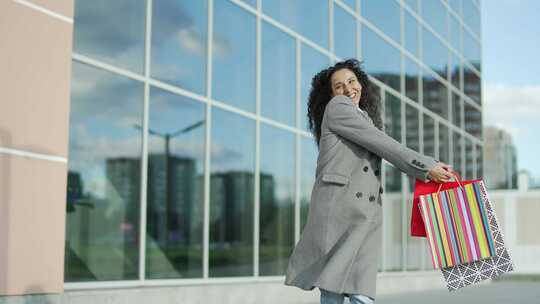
left=436, top=173, right=464, bottom=195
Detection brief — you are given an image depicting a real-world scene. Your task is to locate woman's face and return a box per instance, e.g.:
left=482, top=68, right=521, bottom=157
left=330, top=68, right=362, bottom=106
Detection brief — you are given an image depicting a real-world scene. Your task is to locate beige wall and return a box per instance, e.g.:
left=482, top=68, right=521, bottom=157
left=0, top=0, right=74, bottom=296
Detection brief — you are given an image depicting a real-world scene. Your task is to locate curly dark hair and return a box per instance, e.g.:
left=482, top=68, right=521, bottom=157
left=307, top=58, right=383, bottom=147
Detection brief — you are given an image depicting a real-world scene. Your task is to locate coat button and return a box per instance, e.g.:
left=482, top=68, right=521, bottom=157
left=356, top=192, right=362, bottom=198
left=369, top=195, right=375, bottom=202
left=363, top=166, right=369, bottom=172
left=374, top=169, right=380, bottom=176
left=379, top=187, right=384, bottom=194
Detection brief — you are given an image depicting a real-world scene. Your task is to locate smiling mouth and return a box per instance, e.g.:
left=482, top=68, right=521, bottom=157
left=347, top=91, right=359, bottom=99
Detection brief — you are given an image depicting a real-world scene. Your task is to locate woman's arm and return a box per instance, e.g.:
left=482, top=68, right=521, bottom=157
left=326, top=95, right=441, bottom=182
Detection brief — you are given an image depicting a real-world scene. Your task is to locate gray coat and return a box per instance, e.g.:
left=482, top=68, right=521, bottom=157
left=284, top=95, right=438, bottom=299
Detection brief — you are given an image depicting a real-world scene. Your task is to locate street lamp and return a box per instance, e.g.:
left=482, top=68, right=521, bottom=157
left=134, top=120, right=204, bottom=254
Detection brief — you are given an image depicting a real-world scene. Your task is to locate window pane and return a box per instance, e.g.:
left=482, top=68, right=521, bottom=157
left=421, top=0, right=447, bottom=39
left=405, top=104, right=420, bottom=153
left=239, top=0, right=256, bottom=7
left=449, top=0, right=462, bottom=17
left=422, top=27, right=449, bottom=78
left=334, top=5, right=357, bottom=59
left=145, top=88, right=205, bottom=279
left=464, top=67, right=481, bottom=104
left=450, top=52, right=461, bottom=90
left=73, top=0, right=146, bottom=73
left=463, top=0, right=481, bottom=36
left=405, top=0, right=418, bottom=12
left=423, top=114, right=436, bottom=158
left=259, top=125, right=296, bottom=275
left=65, top=62, right=144, bottom=281
left=341, top=0, right=356, bottom=11
left=449, top=15, right=461, bottom=54
left=261, top=22, right=296, bottom=126
left=464, top=30, right=481, bottom=70
left=385, top=92, right=402, bottom=142
left=300, top=136, right=318, bottom=231
left=452, top=92, right=462, bottom=127
left=301, top=45, right=330, bottom=132
left=361, top=0, right=400, bottom=43
left=422, top=70, right=449, bottom=119
left=213, top=0, right=256, bottom=112
left=404, top=11, right=419, bottom=57
left=383, top=164, right=402, bottom=271
left=464, top=101, right=482, bottom=139
left=404, top=57, right=419, bottom=103
left=439, top=123, right=450, bottom=163
left=209, top=108, right=255, bottom=277
left=453, top=132, right=463, bottom=176
left=151, top=0, right=207, bottom=95
left=263, top=0, right=328, bottom=49
left=362, top=27, right=401, bottom=91
left=465, top=138, right=474, bottom=179
left=476, top=144, right=483, bottom=179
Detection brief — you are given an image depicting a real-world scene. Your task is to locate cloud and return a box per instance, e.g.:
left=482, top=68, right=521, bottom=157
left=483, top=83, right=540, bottom=137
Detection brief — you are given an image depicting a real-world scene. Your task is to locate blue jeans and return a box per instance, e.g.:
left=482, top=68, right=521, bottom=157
left=320, top=288, right=375, bottom=304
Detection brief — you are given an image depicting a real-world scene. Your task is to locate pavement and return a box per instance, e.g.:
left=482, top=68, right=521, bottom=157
left=375, top=281, right=540, bottom=304
left=310, top=278, right=540, bottom=304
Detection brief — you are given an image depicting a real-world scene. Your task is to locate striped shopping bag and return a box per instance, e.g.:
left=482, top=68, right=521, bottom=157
left=418, top=179, right=497, bottom=269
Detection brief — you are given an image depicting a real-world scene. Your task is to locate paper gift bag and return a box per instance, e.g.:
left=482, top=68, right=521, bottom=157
left=418, top=180, right=497, bottom=269
left=412, top=179, right=514, bottom=291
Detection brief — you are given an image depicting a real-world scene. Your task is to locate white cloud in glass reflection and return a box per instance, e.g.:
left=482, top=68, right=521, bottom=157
left=73, top=0, right=146, bottom=72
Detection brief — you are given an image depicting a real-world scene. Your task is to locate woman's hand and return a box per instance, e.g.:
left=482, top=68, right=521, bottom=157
left=427, top=162, right=457, bottom=183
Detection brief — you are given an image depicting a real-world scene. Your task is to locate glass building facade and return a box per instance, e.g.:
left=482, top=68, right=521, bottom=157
left=65, top=0, right=483, bottom=283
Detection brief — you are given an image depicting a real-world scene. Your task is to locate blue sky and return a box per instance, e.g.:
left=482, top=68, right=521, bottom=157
left=482, top=0, right=540, bottom=180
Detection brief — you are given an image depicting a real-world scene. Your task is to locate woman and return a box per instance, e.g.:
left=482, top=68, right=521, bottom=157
left=284, top=59, right=457, bottom=304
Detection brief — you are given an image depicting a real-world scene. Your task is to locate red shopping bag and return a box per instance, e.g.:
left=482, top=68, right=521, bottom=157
left=410, top=177, right=482, bottom=237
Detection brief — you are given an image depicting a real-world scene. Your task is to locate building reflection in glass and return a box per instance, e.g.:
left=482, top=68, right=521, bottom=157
left=465, top=138, right=474, bottom=180
left=145, top=87, right=205, bottom=279
left=259, top=124, right=295, bottom=276
left=422, top=70, right=449, bottom=119
left=464, top=67, right=481, bottom=105
left=464, top=101, right=482, bottom=139
left=385, top=92, right=401, bottom=142
left=209, top=107, right=255, bottom=277
left=405, top=104, right=420, bottom=191
left=453, top=132, right=463, bottom=174
left=65, top=62, right=143, bottom=281
left=300, top=137, right=318, bottom=232
left=423, top=114, right=436, bottom=159
left=404, top=58, right=420, bottom=103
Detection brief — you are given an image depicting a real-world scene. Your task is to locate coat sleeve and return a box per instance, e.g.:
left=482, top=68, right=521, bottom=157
left=325, top=95, right=438, bottom=182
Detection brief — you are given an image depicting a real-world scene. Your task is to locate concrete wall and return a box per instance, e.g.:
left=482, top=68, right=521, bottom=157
left=490, top=190, right=540, bottom=274
left=0, top=0, right=74, bottom=296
